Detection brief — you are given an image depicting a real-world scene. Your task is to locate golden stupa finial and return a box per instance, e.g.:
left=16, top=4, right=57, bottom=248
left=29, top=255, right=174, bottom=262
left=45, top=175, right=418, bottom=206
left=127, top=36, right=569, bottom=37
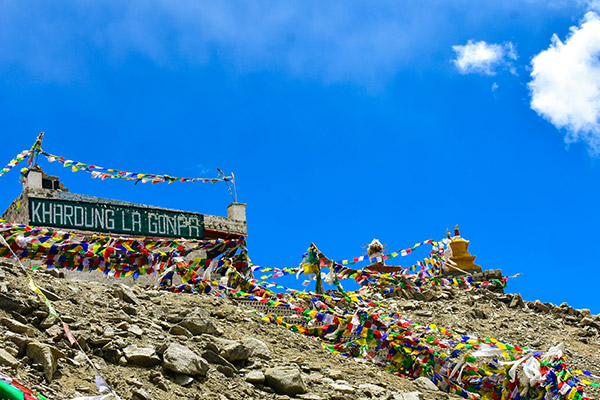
left=446, top=228, right=451, bottom=239
left=454, top=224, right=460, bottom=237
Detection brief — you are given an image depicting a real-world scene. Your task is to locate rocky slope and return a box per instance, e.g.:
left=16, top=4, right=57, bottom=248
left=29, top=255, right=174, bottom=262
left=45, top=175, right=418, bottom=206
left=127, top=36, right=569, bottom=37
left=0, top=260, right=598, bottom=400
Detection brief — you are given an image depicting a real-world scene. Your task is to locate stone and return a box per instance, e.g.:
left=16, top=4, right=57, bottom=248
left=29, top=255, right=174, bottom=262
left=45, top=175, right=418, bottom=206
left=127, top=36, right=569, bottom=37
left=265, top=367, right=307, bottom=396
left=180, top=311, right=221, bottom=336
left=330, top=383, right=355, bottom=393
left=26, top=342, right=65, bottom=382
left=298, top=395, right=326, bottom=400
left=202, top=349, right=237, bottom=370
left=103, top=326, right=115, bottom=338
left=114, top=284, right=139, bottom=305
left=37, top=285, right=61, bottom=301
left=220, top=340, right=254, bottom=362
left=246, top=370, right=266, bottom=384
left=122, top=305, right=138, bottom=316
left=1, top=317, right=35, bottom=336
left=0, top=348, right=19, bottom=367
left=509, top=293, right=524, bottom=309
left=173, top=374, right=194, bottom=386
left=154, top=377, right=170, bottom=391
left=0, top=293, right=31, bottom=314
left=126, top=377, right=144, bottom=388
left=91, top=338, right=112, bottom=347
left=122, top=345, right=160, bottom=367
left=414, top=377, right=438, bottom=392
left=579, top=317, right=599, bottom=329
left=163, top=343, right=209, bottom=376
left=39, top=316, right=57, bottom=329
left=358, top=383, right=386, bottom=397
left=132, top=388, right=150, bottom=400
left=170, top=325, right=193, bottom=338
left=216, top=364, right=235, bottom=377
left=327, top=369, right=344, bottom=380
left=533, top=300, right=549, bottom=313
left=393, top=391, right=423, bottom=400
left=414, top=310, right=433, bottom=317
left=128, top=325, right=144, bottom=336
left=104, top=348, right=121, bottom=364
left=46, top=324, right=64, bottom=341
left=241, top=337, right=272, bottom=360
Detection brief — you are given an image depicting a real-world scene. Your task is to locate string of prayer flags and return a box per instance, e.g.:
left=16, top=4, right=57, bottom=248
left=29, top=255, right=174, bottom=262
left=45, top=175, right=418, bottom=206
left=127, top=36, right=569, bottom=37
left=0, top=149, right=33, bottom=178
left=28, top=273, right=59, bottom=319
left=40, top=150, right=233, bottom=184
left=337, top=239, right=434, bottom=265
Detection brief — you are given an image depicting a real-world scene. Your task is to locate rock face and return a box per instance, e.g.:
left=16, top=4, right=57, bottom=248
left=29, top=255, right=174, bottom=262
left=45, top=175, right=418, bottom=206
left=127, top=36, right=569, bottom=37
left=265, top=367, right=307, bottom=396
left=122, top=344, right=160, bottom=367
left=162, top=343, right=209, bottom=376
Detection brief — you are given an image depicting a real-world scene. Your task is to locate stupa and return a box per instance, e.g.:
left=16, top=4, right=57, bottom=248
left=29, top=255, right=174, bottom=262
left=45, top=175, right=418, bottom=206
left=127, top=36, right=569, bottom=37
left=444, top=225, right=482, bottom=276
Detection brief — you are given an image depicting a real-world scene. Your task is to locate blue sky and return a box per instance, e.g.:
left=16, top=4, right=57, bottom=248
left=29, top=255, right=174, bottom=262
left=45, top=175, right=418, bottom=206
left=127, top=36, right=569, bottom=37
left=2, top=1, right=600, bottom=312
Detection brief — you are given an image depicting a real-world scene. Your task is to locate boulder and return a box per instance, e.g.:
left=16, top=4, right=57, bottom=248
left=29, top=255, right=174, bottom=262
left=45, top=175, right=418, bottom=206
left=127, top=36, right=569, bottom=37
left=220, top=340, right=253, bottom=362
left=358, top=383, right=386, bottom=397
left=414, top=377, right=438, bottom=392
left=174, top=374, right=194, bottom=386
left=1, top=317, right=35, bottom=336
left=202, top=349, right=236, bottom=370
left=0, top=348, right=19, bottom=367
left=245, top=370, right=266, bottom=384
left=162, top=343, right=208, bottom=376
left=241, top=337, right=272, bottom=360
left=508, top=293, right=524, bottom=309
left=330, top=383, right=355, bottom=393
left=393, top=392, right=423, bottom=400
left=170, top=325, right=193, bottom=338
left=579, top=317, right=600, bottom=329
left=265, top=367, right=307, bottom=396
left=26, top=342, right=65, bottom=382
left=114, top=284, right=139, bottom=305
left=180, top=311, right=221, bottom=336
left=123, top=345, right=160, bottom=367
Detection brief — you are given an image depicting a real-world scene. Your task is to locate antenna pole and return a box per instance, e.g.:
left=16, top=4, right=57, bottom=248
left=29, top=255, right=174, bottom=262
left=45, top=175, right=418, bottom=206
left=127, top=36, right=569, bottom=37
left=231, top=172, right=238, bottom=203
left=217, top=168, right=236, bottom=203
left=28, top=131, right=44, bottom=167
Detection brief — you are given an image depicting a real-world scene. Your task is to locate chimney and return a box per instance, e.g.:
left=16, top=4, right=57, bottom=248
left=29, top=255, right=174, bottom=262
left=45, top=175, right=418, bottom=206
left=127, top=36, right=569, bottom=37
left=227, top=203, right=247, bottom=222
left=23, top=167, right=44, bottom=190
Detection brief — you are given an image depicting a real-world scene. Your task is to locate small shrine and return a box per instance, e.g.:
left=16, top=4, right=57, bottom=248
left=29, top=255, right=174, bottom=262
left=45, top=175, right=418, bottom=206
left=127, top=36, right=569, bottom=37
left=366, top=238, right=403, bottom=273
left=444, top=225, right=482, bottom=276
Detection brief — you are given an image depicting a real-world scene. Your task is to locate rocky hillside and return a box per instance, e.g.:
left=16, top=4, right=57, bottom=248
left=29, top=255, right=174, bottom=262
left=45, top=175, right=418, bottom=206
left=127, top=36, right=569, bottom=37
left=0, top=259, right=599, bottom=400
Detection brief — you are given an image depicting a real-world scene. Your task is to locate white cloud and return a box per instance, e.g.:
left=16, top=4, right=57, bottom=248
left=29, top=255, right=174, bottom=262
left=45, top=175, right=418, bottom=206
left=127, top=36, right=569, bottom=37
left=529, top=12, right=600, bottom=154
left=452, top=40, right=517, bottom=75
left=588, top=0, right=600, bottom=11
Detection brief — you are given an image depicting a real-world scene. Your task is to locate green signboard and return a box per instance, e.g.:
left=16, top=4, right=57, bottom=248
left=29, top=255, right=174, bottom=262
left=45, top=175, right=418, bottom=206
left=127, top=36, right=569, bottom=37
left=29, top=197, right=204, bottom=239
